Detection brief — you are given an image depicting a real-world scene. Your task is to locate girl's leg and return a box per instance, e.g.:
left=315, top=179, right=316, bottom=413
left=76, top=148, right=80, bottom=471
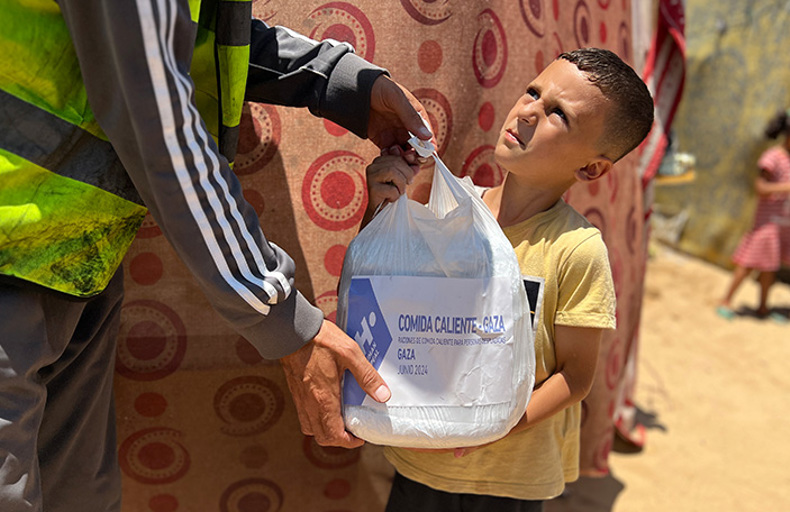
left=720, top=265, right=752, bottom=309
left=756, top=271, right=776, bottom=317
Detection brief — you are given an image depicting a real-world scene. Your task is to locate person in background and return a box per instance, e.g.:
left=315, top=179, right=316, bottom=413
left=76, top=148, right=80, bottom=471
left=717, top=109, right=790, bottom=322
left=364, top=48, right=653, bottom=512
left=0, top=1, right=432, bottom=511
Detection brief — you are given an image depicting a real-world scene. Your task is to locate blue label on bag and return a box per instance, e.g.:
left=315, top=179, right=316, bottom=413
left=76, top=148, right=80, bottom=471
left=343, top=278, right=393, bottom=406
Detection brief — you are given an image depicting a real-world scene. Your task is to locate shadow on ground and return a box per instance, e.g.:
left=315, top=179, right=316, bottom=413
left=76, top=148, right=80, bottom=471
left=545, top=404, right=665, bottom=511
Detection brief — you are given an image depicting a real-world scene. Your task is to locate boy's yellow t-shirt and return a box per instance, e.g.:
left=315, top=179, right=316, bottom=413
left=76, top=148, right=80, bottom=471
left=383, top=198, right=616, bottom=500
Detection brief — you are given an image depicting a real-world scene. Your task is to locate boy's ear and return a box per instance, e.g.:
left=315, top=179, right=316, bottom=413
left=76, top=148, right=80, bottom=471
left=575, top=157, right=613, bottom=182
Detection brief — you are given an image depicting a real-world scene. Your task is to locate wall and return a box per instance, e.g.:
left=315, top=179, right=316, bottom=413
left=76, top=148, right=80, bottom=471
left=655, top=0, right=790, bottom=267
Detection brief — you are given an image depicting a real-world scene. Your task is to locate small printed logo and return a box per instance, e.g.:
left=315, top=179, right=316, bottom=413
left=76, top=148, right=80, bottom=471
left=523, top=276, right=545, bottom=332
left=343, top=278, right=392, bottom=406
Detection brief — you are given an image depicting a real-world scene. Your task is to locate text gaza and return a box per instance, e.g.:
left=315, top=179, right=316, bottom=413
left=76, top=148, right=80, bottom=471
left=398, top=314, right=506, bottom=334
left=397, top=348, right=415, bottom=360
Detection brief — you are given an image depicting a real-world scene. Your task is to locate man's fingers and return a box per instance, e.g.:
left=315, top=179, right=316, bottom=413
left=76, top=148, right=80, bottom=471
left=341, top=344, right=391, bottom=403
left=393, top=83, right=433, bottom=140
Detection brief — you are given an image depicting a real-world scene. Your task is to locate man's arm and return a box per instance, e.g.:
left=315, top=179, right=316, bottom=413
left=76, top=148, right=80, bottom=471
left=57, top=0, right=394, bottom=447
left=246, top=20, right=432, bottom=147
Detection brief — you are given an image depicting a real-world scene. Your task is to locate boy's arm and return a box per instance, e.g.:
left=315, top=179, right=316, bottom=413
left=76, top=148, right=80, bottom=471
left=511, top=325, right=602, bottom=431
left=414, top=325, right=602, bottom=457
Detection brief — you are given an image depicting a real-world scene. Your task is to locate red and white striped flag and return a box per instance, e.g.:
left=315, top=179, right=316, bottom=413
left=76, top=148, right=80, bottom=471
left=637, top=0, right=686, bottom=186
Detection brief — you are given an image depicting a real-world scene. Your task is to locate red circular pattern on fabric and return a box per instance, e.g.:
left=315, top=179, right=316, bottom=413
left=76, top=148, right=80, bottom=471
left=478, top=102, right=495, bottom=132
left=598, top=0, right=611, bottom=8
left=235, top=337, right=264, bottom=365
left=251, top=1, right=276, bottom=23
left=235, top=104, right=281, bottom=175
left=574, top=1, right=592, bottom=48
left=553, top=0, right=560, bottom=20
left=582, top=206, right=606, bottom=234
left=320, top=172, right=355, bottom=209
left=214, top=376, right=284, bottom=437
left=117, top=300, right=187, bottom=381
left=551, top=31, right=564, bottom=60
left=136, top=213, right=162, bottom=239
left=149, top=494, right=179, bottom=512
left=242, top=189, right=266, bottom=218
left=324, top=479, right=352, bottom=500
left=134, top=392, right=168, bottom=418
left=594, top=428, right=614, bottom=473
left=323, top=119, right=349, bottom=137
left=324, top=244, right=347, bottom=277
left=302, top=151, right=367, bottom=231
left=473, top=9, right=507, bottom=89
left=619, top=21, right=631, bottom=62
left=220, top=479, right=283, bottom=512
left=308, top=3, right=375, bottom=61
left=605, top=338, right=621, bottom=390
left=626, top=205, right=638, bottom=255
left=609, top=247, right=622, bottom=298
left=303, top=436, right=361, bottom=469
left=315, top=290, right=338, bottom=323
left=400, top=0, right=452, bottom=25
left=461, top=145, right=505, bottom=187
left=418, top=40, right=443, bottom=74
left=520, top=0, right=546, bottom=37
left=119, top=428, right=190, bottom=484
left=599, top=21, right=607, bottom=43
left=240, top=445, right=269, bottom=469
left=129, top=252, right=163, bottom=286
left=534, top=50, right=544, bottom=74
left=607, top=168, right=619, bottom=204
left=412, top=89, right=452, bottom=157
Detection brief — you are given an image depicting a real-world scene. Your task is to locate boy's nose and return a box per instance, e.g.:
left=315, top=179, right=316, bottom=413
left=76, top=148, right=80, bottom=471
left=517, top=102, right=539, bottom=125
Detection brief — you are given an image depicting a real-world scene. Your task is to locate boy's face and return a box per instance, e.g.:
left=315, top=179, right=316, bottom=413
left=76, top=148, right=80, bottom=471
left=494, top=58, right=611, bottom=187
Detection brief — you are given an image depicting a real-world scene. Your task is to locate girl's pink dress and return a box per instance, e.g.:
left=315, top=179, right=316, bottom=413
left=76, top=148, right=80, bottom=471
left=732, top=146, right=790, bottom=271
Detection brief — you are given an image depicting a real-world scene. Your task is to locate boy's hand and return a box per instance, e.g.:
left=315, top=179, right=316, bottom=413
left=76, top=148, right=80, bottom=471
left=364, top=146, right=421, bottom=218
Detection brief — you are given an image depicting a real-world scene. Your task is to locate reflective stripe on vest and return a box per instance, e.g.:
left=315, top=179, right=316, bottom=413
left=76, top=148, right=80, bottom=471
left=0, top=0, right=250, bottom=296
left=196, top=0, right=251, bottom=165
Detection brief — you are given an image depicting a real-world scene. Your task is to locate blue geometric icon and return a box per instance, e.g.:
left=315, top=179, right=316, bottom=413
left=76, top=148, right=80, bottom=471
left=342, top=278, right=393, bottom=406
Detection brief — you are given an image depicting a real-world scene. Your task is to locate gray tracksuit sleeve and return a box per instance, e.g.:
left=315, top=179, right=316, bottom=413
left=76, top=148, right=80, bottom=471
left=246, top=21, right=386, bottom=137
left=57, top=0, right=383, bottom=359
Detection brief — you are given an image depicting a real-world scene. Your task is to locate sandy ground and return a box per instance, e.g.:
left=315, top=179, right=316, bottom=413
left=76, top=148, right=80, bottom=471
left=546, top=243, right=790, bottom=512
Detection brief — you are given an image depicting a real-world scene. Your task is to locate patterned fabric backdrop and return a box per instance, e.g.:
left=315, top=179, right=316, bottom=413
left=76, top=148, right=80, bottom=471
left=117, top=1, right=649, bottom=511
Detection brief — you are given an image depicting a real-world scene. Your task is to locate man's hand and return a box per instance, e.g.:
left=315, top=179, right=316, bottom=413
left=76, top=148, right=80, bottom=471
left=280, top=319, right=391, bottom=448
left=368, top=75, right=433, bottom=149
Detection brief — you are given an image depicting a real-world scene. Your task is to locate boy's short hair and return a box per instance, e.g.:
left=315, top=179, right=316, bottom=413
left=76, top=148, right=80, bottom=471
left=559, top=48, right=654, bottom=162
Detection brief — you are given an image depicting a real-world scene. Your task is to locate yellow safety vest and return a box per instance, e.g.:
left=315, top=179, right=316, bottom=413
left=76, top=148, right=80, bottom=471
left=0, top=0, right=250, bottom=297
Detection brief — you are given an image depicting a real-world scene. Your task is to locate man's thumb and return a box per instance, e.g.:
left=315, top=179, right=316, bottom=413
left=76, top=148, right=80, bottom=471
left=346, top=356, right=391, bottom=403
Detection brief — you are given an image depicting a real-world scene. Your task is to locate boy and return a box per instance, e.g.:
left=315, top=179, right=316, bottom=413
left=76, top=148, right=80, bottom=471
left=364, top=48, right=654, bottom=511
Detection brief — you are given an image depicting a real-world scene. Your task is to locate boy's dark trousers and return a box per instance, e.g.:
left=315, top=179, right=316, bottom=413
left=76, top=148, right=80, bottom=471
left=386, top=471, right=544, bottom=512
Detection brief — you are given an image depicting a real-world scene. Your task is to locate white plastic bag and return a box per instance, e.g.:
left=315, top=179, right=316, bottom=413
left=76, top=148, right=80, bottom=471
left=337, top=154, right=535, bottom=448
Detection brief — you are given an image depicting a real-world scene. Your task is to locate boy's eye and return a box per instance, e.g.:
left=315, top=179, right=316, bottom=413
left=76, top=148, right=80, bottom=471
left=526, top=87, right=539, bottom=100
left=551, top=107, right=567, bottom=122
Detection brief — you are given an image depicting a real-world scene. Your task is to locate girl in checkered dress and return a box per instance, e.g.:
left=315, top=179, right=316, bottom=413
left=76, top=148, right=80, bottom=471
left=718, top=109, right=790, bottom=321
